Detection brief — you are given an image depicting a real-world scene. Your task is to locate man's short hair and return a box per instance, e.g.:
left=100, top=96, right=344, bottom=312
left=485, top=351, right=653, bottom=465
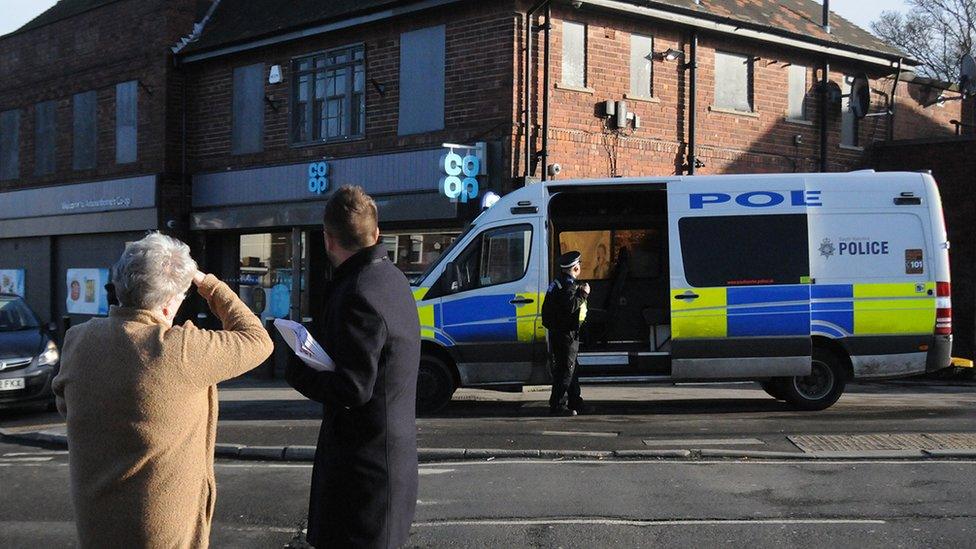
left=323, top=185, right=379, bottom=250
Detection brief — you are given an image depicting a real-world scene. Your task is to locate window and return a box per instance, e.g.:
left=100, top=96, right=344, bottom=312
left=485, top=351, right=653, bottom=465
left=73, top=91, right=97, bottom=170
left=561, top=21, right=586, bottom=88
left=559, top=228, right=664, bottom=281
left=439, top=225, right=532, bottom=295
left=292, top=45, right=365, bottom=144
left=116, top=81, right=138, bottom=164
left=629, top=34, right=654, bottom=98
left=841, top=74, right=860, bottom=147
left=239, top=233, right=308, bottom=319
left=34, top=100, right=56, bottom=176
left=679, top=215, right=809, bottom=287
left=0, top=109, right=18, bottom=180
left=381, top=231, right=460, bottom=282
left=714, top=51, right=753, bottom=112
left=399, top=25, right=445, bottom=135
left=232, top=64, right=265, bottom=154
left=787, top=64, right=807, bottom=120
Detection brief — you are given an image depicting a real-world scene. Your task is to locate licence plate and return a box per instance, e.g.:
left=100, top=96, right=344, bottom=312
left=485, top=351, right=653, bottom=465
left=0, top=378, right=25, bottom=391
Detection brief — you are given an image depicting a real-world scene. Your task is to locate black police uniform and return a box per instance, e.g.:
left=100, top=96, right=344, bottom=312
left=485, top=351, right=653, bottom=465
left=543, top=252, right=588, bottom=414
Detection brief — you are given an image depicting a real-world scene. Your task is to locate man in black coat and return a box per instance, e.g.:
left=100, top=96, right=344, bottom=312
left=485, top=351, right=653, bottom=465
left=286, top=185, right=420, bottom=549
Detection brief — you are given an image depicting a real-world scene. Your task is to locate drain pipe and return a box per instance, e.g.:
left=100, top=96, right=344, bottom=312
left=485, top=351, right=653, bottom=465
left=819, top=59, right=830, bottom=172
left=686, top=30, right=698, bottom=175
left=525, top=0, right=551, bottom=179
left=541, top=3, right=552, bottom=181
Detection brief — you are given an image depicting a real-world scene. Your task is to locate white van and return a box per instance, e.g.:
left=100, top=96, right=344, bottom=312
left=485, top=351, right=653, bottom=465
left=411, top=172, right=953, bottom=412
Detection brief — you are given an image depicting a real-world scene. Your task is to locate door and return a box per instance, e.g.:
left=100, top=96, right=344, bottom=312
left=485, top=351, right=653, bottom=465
left=667, top=179, right=814, bottom=379
left=431, top=221, right=542, bottom=384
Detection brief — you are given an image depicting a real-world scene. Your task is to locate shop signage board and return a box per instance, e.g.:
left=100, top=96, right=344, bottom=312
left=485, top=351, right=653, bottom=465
left=66, top=268, right=110, bottom=315
left=0, top=270, right=25, bottom=296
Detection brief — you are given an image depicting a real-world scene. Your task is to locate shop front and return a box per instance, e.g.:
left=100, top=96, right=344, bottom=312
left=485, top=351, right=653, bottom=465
left=0, top=175, right=160, bottom=327
left=190, top=147, right=481, bottom=324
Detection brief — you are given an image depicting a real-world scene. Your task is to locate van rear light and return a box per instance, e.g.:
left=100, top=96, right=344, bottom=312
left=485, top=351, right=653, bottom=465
left=935, top=281, right=952, bottom=335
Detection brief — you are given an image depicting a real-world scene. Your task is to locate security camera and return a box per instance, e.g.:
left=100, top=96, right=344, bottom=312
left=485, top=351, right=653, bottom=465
left=547, top=163, right=562, bottom=176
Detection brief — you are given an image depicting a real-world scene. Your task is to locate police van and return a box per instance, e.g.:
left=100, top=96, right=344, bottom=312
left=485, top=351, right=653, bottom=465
left=411, top=172, right=953, bottom=412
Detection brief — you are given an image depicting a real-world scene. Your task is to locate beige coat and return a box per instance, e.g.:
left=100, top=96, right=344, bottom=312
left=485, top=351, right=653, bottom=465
left=52, top=275, right=273, bottom=549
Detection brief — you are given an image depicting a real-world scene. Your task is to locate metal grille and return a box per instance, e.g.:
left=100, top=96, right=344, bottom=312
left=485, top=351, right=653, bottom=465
left=789, top=433, right=976, bottom=452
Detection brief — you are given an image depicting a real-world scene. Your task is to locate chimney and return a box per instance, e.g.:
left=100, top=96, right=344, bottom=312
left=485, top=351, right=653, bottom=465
left=822, top=0, right=831, bottom=34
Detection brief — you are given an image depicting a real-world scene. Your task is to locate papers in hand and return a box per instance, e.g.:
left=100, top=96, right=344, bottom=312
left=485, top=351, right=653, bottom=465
left=273, top=319, right=336, bottom=372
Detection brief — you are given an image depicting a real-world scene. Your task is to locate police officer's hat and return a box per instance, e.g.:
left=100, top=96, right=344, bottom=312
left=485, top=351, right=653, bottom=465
left=558, top=251, right=582, bottom=269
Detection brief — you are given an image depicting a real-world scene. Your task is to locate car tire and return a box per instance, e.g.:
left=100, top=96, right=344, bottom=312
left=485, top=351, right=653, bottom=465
left=779, top=348, right=848, bottom=411
left=417, top=354, right=456, bottom=415
left=760, top=381, right=787, bottom=401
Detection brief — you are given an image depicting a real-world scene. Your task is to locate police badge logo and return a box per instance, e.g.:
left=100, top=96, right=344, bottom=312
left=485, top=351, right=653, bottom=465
left=819, top=238, right=835, bottom=259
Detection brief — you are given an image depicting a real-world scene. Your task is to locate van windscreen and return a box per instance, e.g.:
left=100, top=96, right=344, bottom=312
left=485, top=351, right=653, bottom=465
left=679, top=214, right=809, bottom=287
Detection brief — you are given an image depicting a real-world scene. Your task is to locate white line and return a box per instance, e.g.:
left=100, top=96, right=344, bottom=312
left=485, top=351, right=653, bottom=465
left=419, top=459, right=976, bottom=467
left=3, top=451, right=69, bottom=457
left=215, top=463, right=313, bottom=469
left=412, top=518, right=887, bottom=528
left=642, top=438, right=765, bottom=446
left=542, top=431, right=620, bottom=438
left=0, top=457, right=53, bottom=463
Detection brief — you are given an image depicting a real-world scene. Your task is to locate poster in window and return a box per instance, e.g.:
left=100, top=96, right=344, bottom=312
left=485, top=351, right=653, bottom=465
left=0, top=270, right=25, bottom=297
left=559, top=231, right=612, bottom=280
left=66, top=268, right=110, bottom=315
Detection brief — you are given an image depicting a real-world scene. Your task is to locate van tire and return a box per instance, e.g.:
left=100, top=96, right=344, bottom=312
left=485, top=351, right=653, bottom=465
left=779, top=348, right=847, bottom=411
left=760, top=381, right=787, bottom=401
left=417, top=354, right=456, bottom=415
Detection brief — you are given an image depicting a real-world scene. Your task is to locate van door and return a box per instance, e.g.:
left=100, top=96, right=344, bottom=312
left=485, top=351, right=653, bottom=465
left=667, top=179, right=813, bottom=379
left=427, top=220, right=543, bottom=385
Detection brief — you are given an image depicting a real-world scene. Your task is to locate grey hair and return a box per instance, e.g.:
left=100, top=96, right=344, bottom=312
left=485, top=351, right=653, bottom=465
left=112, top=232, right=197, bottom=310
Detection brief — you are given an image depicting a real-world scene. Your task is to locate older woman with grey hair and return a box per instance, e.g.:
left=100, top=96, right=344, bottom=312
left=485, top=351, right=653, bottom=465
left=53, top=232, right=273, bottom=549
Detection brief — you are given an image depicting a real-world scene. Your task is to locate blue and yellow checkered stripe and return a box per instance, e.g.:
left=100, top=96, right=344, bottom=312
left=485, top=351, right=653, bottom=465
left=414, top=288, right=543, bottom=346
left=672, top=283, right=936, bottom=339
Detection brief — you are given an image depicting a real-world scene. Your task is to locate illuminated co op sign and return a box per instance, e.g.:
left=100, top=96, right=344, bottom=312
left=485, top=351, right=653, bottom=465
left=308, top=162, right=330, bottom=195
left=440, top=151, right=479, bottom=203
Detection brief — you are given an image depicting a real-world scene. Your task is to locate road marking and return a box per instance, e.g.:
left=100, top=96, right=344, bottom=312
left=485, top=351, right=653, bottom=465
left=3, top=451, right=68, bottom=457
left=420, top=459, right=976, bottom=467
left=542, top=431, right=619, bottom=438
left=643, top=438, right=765, bottom=447
left=419, top=468, right=456, bottom=476
left=412, top=518, right=887, bottom=527
left=0, top=457, right=53, bottom=463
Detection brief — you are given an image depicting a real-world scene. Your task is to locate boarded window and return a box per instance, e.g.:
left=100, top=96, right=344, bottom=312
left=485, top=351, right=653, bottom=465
left=787, top=64, right=807, bottom=120
left=34, top=100, right=56, bottom=176
left=116, top=81, right=138, bottom=164
left=73, top=91, right=97, bottom=170
left=629, top=34, right=654, bottom=98
left=561, top=21, right=586, bottom=88
left=0, top=109, right=18, bottom=180
left=398, top=25, right=446, bottom=136
left=232, top=64, right=265, bottom=154
left=292, top=45, right=365, bottom=143
left=679, top=214, right=809, bottom=287
left=714, top=51, right=753, bottom=112
left=841, top=74, right=859, bottom=147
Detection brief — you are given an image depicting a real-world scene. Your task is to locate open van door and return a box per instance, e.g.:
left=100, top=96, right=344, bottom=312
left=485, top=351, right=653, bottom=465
left=667, top=178, right=814, bottom=380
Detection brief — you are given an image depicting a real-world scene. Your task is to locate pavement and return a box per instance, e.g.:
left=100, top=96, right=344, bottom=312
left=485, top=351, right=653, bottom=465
left=2, top=377, right=976, bottom=462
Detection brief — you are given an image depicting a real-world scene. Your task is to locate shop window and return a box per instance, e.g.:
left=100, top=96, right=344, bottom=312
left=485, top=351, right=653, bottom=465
left=561, top=21, right=586, bottom=88
left=232, top=63, right=265, bottom=154
left=34, top=100, right=56, bottom=176
left=714, top=51, right=753, bottom=112
left=787, top=64, right=808, bottom=121
left=841, top=74, right=860, bottom=147
left=381, top=231, right=461, bottom=283
left=292, top=45, right=365, bottom=144
left=73, top=90, right=97, bottom=170
left=629, top=34, right=654, bottom=98
left=239, top=232, right=308, bottom=319
left=399, top=25, right=445, bottom=135
left=678, top=215, right=809, bottom=287
left=116, top=81, right=138, bottom=164
left=452, top=225, right=532, bottom=293
left=0, top=109, right=18, bottom=181
left=558, top=228, right=664, bottom=281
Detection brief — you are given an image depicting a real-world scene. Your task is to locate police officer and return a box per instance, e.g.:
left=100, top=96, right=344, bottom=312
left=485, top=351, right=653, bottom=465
left=542, top=251, right=590, bottom=416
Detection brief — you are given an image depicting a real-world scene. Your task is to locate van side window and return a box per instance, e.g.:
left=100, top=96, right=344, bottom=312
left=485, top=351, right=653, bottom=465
left=679, top=214, right=808, bottom=287
left=429, top=224, right=533, bottom=297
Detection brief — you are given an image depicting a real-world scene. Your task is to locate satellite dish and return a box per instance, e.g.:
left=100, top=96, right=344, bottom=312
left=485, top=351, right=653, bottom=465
left=849, top=74, right=871, bottom=119
left=960, top=54, right=976, bottom=96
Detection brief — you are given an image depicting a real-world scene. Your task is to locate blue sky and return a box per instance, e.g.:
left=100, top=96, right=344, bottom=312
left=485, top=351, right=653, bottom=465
left=0, top=0, right=912, bottom=39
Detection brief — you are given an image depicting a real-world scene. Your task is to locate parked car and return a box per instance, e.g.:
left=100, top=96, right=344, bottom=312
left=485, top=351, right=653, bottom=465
left=0, top=294, right=60, bottom=410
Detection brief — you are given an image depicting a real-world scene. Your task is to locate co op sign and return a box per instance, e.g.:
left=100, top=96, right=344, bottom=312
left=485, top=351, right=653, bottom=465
left=439, top=150, right=481, bottom=203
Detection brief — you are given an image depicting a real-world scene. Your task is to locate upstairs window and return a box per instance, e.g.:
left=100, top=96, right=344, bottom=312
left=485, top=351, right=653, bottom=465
left=714, top=51, right=753, bottom=112
left=116, top=81, right=138, bottom=164
left=0, top=109, right=19, bottom=181
left=787, top=64, right=808, bottom=121
left=73, top=91, right=97, bottom=170
left=629, top=34, right=654, bottom=98
left=398, top=26, right=446, bottom=135
left=841, top=74, right=860, bottom=147
left=561, top=21, right=586, bottom=88
left=232, top=63, right=265, bottom=154
left=292, top=45, right=365, bottom=144
left=34, top=100, right=57, bottom=176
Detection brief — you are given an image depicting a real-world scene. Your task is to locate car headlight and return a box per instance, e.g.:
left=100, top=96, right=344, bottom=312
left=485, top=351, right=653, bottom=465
left=37, top=340, right=59, bottom=367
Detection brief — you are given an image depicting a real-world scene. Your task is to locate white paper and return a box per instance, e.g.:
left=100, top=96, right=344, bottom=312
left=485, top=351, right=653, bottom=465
left=273, top=319, right=336, bottom=372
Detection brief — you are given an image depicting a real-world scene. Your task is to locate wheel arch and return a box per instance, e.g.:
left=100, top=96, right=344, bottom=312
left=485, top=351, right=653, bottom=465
left=812, top=335, right=854, bottom=380
left=421, top=340, right=461, bottom=387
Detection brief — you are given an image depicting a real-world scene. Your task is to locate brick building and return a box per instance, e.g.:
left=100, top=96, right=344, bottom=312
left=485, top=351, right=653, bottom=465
left=0, top=0, right=968, bottom=336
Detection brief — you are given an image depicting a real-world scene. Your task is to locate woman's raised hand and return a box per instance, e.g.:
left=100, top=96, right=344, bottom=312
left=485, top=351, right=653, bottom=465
left=192, top=270, right=207, bottom=287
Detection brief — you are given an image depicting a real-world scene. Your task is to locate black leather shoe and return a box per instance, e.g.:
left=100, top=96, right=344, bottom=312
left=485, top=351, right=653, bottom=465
left=549, top=407, right=577, bottom=417
left=571, top=404, right=587, bottom=416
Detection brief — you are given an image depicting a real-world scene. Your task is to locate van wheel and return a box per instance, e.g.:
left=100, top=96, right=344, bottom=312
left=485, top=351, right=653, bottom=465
left=779, top=348, right=847, bottom=411
left=417, top=354, right=456, bottom=415
left=760, top=381, right=787, bottom=401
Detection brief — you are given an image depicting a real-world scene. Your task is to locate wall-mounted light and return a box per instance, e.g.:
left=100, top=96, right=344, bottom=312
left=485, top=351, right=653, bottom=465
left=659, top=48, right=684, bottom=62
left=370, top=78, right=386, bottom=96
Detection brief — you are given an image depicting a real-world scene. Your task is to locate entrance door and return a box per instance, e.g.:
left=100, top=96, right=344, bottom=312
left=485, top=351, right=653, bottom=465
left=667, top=179, right=813, bottom=379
